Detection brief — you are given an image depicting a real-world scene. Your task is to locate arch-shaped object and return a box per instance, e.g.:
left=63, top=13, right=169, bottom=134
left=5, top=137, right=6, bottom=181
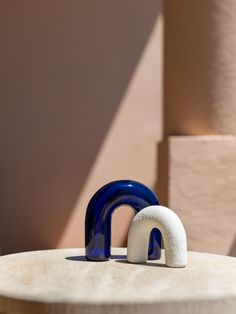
left=127, top=205, right=187, bottom=267
left=85, top=180, right=161, bottom=261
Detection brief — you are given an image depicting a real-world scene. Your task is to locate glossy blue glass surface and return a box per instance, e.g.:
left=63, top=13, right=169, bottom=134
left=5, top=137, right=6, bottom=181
left=85, top=180, right=161, bottom=261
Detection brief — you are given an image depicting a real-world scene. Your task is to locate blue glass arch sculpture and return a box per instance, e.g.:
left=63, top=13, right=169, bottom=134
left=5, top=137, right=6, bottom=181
left=85, top=180, right=161, bottom=261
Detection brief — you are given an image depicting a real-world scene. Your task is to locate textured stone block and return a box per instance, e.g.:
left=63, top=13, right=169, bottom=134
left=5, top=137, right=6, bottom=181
left=168, top=135, right=236, bottom=255
left=1, top=248, right=236, bottom=314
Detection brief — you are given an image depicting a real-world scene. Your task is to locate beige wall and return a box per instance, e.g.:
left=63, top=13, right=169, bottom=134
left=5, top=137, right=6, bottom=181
left=163, top=0, right=236, bottom=256
left=0, top=1, right=163, bottom=254
left=164, top=0, right=236, bottom=136
left=1, top=1, right=236, bottom=257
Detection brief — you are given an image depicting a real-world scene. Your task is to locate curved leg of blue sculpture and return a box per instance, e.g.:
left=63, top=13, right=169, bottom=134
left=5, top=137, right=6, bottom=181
left=85, top=180, right=161, bottom=261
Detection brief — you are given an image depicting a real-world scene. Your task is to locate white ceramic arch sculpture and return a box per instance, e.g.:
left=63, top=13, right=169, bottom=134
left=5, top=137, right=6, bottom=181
left=127, top=205, right=187, bottom=268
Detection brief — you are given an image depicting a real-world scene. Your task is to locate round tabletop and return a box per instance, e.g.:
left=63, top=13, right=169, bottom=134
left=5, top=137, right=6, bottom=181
left=0, top=248, right=236, bottom=314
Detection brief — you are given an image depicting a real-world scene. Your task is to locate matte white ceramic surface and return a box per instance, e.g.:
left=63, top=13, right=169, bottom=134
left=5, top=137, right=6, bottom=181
left=127, top=205, right=187, bottom=267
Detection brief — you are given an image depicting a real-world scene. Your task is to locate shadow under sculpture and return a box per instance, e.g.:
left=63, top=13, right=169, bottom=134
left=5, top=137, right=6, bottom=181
left=85, top=180, right=161, bottom=261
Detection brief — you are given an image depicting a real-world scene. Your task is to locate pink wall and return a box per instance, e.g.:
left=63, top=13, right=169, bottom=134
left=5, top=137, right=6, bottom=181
left=0, top=1, right=163, bottom=254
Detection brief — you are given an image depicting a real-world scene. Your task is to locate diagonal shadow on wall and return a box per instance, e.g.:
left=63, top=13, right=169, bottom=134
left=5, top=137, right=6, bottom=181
left=0, top=0, right=161, bottom=254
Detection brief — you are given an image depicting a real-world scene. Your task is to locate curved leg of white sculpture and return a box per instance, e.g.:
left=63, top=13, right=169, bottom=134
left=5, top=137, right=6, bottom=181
left=127, top=205, right=187, bottom=268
